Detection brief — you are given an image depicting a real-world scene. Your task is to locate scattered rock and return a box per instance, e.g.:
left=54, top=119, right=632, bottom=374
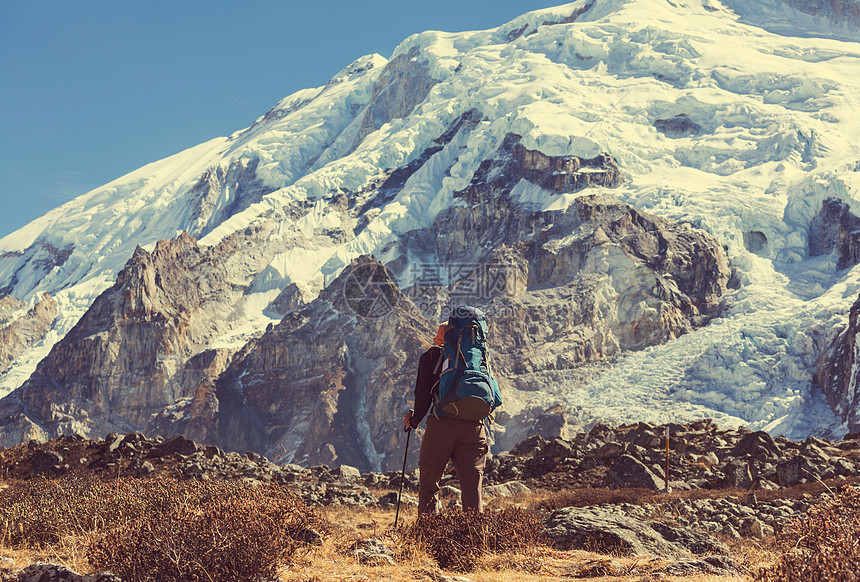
left=351, top=539, right=395, bottom=566
left=2, top=563, right=122, bottom=582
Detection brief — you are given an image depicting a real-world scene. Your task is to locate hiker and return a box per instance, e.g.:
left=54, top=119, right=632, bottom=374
left=403, top=306, right=502, bottom=514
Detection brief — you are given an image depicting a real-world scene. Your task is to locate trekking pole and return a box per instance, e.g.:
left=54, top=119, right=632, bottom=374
left=394, top=409, right=414, bottom=528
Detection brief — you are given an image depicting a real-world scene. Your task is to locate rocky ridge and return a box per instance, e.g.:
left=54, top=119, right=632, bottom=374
left=2, top=421, right=858, bottom=542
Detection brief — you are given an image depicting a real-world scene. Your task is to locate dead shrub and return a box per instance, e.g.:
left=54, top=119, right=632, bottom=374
left=401, top=507, right=546, bottom=572
left=0, top=476, right=325, bottom=582
left=752, top=485, right=860, bottom=582
left=0, top=475, right=165, bottom=547
left=87, top=479, right=325, bottom=582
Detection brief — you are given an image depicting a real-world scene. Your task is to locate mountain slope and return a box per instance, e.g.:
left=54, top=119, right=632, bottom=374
left=1, top=0, right=860, bottom=462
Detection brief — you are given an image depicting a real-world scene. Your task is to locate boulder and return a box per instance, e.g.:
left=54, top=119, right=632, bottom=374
left=482, top=481, right=531, bottom=499
left=739, top=517, right=766, bottom=539
left=603, top=454, right=665, bottom=490
left=30, top=450, right=63, bottom=476
left=539, top=438, right=575, bottom=461
left=147, top=435, right=197, bottom=458
left=333, top=464, right=361, bottom=481
left=543, top=506, right=719, bottom=558
left=730, top=431, right=782, bottom=460
left=721, top=460, right=754, bottom=489
left=776, top=455, right=819, bottom=486
left=510, top=434, right=545, bottom=457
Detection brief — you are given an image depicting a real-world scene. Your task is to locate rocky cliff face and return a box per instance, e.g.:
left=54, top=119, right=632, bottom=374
left=187, top=157, right=276, bottom=238
left=0, top=179, right=730, bottom=469
left=408, top=134, right=727, bottom=374
left=198, top=257, right=432, bottom=471
left=487, top=194, right=729, bottom=374
left=784, top=0, right=860, bottom=27
left=0, top=230, right=277, bottom=446
left=195, top=183, right=726, bottom=470
left=351, top=47, right=438, bottom=151
left=816, top=294, right=860, bottom=432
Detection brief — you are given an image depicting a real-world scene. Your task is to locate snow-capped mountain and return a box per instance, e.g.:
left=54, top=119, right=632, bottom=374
left=1, top=0, right=859, bottom=470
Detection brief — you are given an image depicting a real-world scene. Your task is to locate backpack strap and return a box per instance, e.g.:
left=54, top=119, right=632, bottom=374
left=428, top=345, right=443, bottom=419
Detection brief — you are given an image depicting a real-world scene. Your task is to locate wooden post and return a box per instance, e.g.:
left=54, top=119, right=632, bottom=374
left=664, top=425, right=670, bottom=491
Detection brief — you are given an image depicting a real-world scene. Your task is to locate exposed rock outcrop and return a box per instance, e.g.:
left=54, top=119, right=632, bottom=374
left=0, top=240, right=73, bottom=298
left=815, top=292, right=860, bottom=432
left=543, top=505, right=726, bottom=558
left=784, top=0, right=860, bottom=27
left=808, top=196, right=860, bottom=269
left=352, top=47, right=438, bottom=150
left=424, top=188, right=729, bottom=376
left=654, top=114, right=701, bottom=137
left=0, top=294, right=57, bottom=375
left=186, top=157, right=276, bottom=238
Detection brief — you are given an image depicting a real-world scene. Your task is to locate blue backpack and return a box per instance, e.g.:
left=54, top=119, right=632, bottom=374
left=433, top=306, right=503, bottom=421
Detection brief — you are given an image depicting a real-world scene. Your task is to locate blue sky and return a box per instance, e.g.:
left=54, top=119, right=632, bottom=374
left=0, top=1, right=559, bottom=239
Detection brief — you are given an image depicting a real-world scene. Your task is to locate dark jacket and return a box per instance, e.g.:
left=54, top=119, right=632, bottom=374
left=409, top=345, right=442, bottom=428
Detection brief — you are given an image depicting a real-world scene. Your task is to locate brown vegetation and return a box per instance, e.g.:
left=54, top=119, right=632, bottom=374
left=752, top=485, right=860, bottom=582
left=399, top=507, right=546, bottom=572
left=16, top=470, right=859, bottom=581
left=1, top=476, right=325, bottom=582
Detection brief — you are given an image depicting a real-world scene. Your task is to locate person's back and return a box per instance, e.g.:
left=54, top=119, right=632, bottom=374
left=405, top=306, right=501, bottom=514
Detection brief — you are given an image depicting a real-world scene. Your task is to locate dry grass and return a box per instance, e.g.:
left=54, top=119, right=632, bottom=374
left=284, top=495, right=754, bottom=582
left=0, top=476, right=325, bottom=582
left=0, top=478, right=785, bottom=582
left=752, top=485, right=860, bottom=581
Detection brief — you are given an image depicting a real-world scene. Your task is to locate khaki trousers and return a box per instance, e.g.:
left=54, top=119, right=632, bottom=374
left=418, top=415, right=488, bottom=513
